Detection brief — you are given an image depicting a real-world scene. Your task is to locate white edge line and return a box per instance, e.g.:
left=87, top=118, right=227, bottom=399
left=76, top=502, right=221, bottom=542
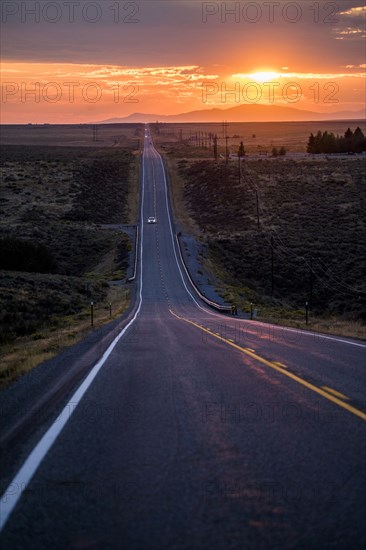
left=150, top=140, right=225, bottom=318
left=245, top=321, right=366, bottom=348
left=1, top=127, right=363, bottom=529
left=0, top=134, right=147, bottom=532
left=174, top=233, right=231, bottom=312
left=149, top=130, right=366, bottom=349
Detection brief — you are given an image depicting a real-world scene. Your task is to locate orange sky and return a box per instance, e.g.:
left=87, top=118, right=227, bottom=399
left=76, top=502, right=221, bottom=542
left=1, top=1, right=365, bottom=123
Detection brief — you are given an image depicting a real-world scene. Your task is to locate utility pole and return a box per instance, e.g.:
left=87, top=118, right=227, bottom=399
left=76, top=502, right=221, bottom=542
left=238, top=153, right=241, bottom=185
left=271, top=236, right=274, bottom=296
left=37, top=160, right=42, bottom=184
left=238, top=142, right=245, bottom=185
left=213, top=134, right=218, bottom=160
left=309, top=256, right=313, bottom=309
left=92, top=125, right=98, bottom=142
left=255, top=189, right=260, bottom=229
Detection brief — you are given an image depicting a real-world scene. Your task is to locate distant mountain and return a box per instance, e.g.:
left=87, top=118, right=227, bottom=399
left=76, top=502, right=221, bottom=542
left=96, top=105, right=366, bottom=124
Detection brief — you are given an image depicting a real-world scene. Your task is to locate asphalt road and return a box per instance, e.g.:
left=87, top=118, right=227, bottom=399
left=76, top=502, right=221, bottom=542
left=1, top=127, right=365, bottom=549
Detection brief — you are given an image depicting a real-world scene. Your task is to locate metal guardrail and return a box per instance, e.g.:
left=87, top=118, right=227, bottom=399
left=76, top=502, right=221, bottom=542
left=175, top=234, right=233, bottom=314
left=127, top=225, right=139, bottom=282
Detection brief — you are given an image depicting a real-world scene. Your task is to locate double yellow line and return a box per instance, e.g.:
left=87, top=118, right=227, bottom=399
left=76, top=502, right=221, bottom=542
left=151, top=157, right=157, bottom=219
left=169, top=309, right=366, bottom=422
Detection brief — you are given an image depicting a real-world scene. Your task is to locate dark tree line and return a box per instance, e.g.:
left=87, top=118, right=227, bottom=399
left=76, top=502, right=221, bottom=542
left=307, top=127, right=366, bottom=154
left=272, top=146, right=286, bottom=157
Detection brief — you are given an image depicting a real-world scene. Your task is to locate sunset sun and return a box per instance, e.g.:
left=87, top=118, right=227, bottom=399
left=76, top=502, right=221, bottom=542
left=0, top=1, right=365, bottom=547
left=250, top=71, right=280, bottom=82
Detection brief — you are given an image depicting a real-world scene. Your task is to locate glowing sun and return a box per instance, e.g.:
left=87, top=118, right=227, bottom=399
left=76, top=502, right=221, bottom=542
left=250, top=71, right=279, bottom=82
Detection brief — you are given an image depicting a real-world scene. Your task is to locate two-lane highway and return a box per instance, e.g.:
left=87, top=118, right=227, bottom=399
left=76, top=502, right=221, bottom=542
left=1, top=126, right=365, bottom=549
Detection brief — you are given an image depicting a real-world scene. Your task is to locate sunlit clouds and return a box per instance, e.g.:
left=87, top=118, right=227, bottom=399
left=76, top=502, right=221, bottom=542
left=1, top=1, right=365, bottom=122
left=232, top=72, right=366, bottom=80
left=334, top=4, right=366, bottom=40
left=339, top=6, right=366, bottom=16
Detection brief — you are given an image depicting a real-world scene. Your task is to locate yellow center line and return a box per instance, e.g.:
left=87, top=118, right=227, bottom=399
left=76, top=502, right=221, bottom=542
left=273, top=361, right=288, bottom=369
left=169, top=309, right=366, bottom=422
left=151, top=158, right=157, bottom=219
left=321, top=386, right=350, bottom=401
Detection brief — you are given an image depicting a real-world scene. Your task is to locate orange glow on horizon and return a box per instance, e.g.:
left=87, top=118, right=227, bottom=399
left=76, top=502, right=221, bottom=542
left=1, top=62, right=365, bottom=124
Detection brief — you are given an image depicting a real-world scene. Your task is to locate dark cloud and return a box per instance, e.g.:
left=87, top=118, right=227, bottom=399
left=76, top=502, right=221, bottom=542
left=1, top=0, right=365, bottom=70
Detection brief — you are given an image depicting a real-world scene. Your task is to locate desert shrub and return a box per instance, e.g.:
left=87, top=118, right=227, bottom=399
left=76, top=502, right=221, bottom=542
left=179, top=158, right=366, bottom=318
left=0, top=236, right=56, bottom=273
left=64, top=151, right=132, bottom=224
left=0, top=272, right=108, bottom=344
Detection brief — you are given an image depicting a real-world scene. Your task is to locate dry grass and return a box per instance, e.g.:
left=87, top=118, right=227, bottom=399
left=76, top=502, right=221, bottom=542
left=161, top=126, right=365, bottom=341
left=0, top=137, right=140, bottom=389
left=0, top=285, right=130, bottom=390
left=204, top=258, right=366, bottom=340
left=0, top=123, right=143, bottom=148
left=259, top=316, right=366, bottom=341
left=127, top=151, right=141, bottom=224
left=165, top=157, right=201, bottom=235
left=150, top=121, right=366, bottom=155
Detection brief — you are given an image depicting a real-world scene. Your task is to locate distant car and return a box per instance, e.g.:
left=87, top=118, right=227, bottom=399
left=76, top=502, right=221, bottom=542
left=147, top=216, right=156, bottom=224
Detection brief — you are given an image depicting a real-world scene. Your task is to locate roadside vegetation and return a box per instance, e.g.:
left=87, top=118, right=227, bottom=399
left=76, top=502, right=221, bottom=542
left=307, top=127, right=366, bottom=154
left=0, top=138, right=141, bottom=388
left=156, top=128, right=366, bottom=340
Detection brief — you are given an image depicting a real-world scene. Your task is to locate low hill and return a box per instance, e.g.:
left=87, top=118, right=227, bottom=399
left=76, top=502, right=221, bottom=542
left=96, top=105, right=366, bottom=124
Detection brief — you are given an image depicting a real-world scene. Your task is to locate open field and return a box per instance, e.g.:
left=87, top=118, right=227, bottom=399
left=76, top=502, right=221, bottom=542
left=160, top=124, right=366, bottom=339
left=0, top=123, right=142, bottom=148
left=0, top=128, right=141, bottom=387
left=0, top=272, right=130, bottom=389
left=1, top=120, right=364, bottom=372
left=151, top=120, right=366, bottom=155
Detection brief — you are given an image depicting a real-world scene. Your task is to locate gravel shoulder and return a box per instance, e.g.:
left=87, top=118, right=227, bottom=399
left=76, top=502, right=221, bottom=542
left=177, top=232, right=227, bottom=306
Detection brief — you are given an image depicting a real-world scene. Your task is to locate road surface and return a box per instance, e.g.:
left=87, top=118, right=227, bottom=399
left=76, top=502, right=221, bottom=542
left=1, top=126, right=365, bottom=549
